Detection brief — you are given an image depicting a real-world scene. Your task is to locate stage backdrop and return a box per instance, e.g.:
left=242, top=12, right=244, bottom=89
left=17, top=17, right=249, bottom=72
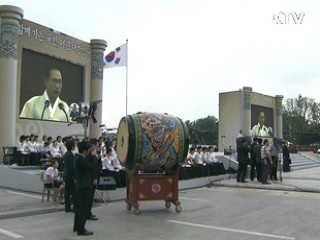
left=218, top=87, right=282, bottom=152
left=16, top=19, right=92, bottom=138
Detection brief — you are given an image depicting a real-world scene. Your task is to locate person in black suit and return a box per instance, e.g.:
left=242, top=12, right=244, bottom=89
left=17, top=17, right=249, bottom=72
left=87, top=139, right=100, bottom=221
left=236, top=138, right=250, bottom=183
left=282, top=139, right=291, bottom=172
left=63, top=139, right=76, bottom=212
left=253, top=138, right=263, bottom=182
left=73, top=141, right=94, bottom=236
left=250, top=137, right=258, bottom=181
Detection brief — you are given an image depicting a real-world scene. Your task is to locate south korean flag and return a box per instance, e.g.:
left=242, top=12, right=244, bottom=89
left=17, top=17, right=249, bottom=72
left=104, top=43, right=127, bottom=69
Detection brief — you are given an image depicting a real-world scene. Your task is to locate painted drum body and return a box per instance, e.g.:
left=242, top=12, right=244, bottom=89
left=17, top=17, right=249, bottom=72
left=116, top=112, right=189, bottom=170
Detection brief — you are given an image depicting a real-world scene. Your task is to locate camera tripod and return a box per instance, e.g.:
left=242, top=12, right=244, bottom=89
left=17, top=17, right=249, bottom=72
left=278, top=150, right=283, bottom=182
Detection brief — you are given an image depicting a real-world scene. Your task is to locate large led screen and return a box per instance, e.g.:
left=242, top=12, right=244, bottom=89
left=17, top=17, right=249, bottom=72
left=251, top=105, right=274, bottom=138
left=20, top=48, right=84, bottom=122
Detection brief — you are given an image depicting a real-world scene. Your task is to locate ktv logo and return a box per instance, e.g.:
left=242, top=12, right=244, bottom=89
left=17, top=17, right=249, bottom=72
left=273, top=11, right=305, bottom=24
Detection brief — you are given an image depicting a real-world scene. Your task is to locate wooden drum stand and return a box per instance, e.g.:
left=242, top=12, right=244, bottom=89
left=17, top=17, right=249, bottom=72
left=125, top=164, right=182, bottom=215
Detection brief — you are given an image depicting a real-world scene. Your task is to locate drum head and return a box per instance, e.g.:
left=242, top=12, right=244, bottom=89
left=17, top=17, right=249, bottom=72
left=117, top=118, right=129, bottom=166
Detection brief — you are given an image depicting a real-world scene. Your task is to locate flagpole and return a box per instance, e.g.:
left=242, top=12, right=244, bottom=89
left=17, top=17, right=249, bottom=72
left=126, top=39, right=128, bottom=116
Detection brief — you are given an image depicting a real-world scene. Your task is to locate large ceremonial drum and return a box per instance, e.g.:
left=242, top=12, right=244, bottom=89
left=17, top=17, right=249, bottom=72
left=116, top=112, right=189, bottom=170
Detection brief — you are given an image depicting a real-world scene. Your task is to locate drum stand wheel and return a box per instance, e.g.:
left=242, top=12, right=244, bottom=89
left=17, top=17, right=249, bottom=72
left=173, top=200, right=182, bottom=213
left=126, top=203, right=141, bottom=215
left=165, top=201, right=182, bottom=213
left=175, top=206, right=182, bottom=213
left=126, top=203, right=132, bottom=211
left=134, top=208, right=141, bottom=215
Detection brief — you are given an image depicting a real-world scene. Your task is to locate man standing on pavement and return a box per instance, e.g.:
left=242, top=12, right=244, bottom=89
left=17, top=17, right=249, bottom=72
left=250, top=137, right=258, bottom=181
left=260, top=139, right=273, bottom=184
left=269, top=139, right=279, bottom=181
left=63, top=139, right=76, bottom=212
left=253, top=138, right=263, bottom=182
left=237, top=138, right=250, bottom=183
left=87, top=139, right=99, bottom=221
left=73, top=141, right=94, bottom=236
left=283, top=139, right=291, bottom=172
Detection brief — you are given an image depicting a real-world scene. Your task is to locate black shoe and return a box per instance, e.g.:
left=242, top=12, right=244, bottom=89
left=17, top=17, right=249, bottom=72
left=65, top=209, right=72, bottom=213
left=87, top=216, right=98, bottom=221
left=261, top=182, right=271, bottom=185
left=75, top=228, right=88, bottom=232
left=78, top=230, right=93, bottom=236
left=241, top=180, right=248, bottom=183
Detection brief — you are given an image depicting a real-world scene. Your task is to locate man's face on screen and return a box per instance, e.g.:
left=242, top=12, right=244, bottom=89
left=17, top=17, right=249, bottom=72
left=258, top=112, right=265, bottom=125
left=45, top=69, right=62, bottom=100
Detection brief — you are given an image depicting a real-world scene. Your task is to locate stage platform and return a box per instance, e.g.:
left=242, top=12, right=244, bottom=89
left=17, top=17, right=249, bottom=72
left=0, top=153, right=237, bottom=201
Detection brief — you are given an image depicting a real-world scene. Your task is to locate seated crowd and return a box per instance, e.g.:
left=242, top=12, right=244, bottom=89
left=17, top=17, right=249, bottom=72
left=180, top=145, right=226, bottom=179
left=15, top=133, right=126, bottom=181
left=15, top=134, right=67, bottom=167
left=15, top=133, right=228, bottom=178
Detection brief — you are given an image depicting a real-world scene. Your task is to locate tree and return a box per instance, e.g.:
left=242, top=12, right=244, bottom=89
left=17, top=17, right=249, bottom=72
left=185, top=116, right=219, bottom=145
left=283, top=94, right=320, bottom=145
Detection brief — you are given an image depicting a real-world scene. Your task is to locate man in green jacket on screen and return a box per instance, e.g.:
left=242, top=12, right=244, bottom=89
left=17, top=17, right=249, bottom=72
left=20, top=68, right=70, bottom=122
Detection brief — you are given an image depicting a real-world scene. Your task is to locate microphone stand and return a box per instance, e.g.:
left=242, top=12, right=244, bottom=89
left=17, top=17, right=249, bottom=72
left=69, top=116, right=90, bottom=139
left=62, top=109, right=69, bottom=122
left=82, top=117, right=89, bottom=139
left=279, top=145, right=283, bottom=182
left=58, top=103, right=69, bottom=122
left=41, top=107, right=46, bottom=120
left=41, top=100, right=50, bottom=120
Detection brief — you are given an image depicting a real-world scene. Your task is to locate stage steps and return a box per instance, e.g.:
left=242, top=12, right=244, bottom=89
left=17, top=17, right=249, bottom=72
left=290, top=153, right=320, bottom=171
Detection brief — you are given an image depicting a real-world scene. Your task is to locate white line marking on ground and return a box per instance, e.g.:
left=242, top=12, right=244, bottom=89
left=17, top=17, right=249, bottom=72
left=0, top=227, right=23, bottom=239
left=7, top=191, right=41, bottom=199
left=166, top=220, right=295, bottom=240
left=179, top=197, right=209, bottom=202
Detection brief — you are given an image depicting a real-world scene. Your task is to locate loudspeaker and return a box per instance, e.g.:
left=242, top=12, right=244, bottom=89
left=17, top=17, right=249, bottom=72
left=98, top=176, right=117, bottom=190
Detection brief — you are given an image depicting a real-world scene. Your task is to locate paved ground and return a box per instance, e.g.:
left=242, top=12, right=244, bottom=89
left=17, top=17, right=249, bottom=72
left=212, top=167, right=320, bottom=193
left=1, top=165, right=320, bottom=240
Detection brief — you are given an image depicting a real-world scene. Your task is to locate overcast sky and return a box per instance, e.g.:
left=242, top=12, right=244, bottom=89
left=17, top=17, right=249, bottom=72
left=2, top=0, right=320, bottom=128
